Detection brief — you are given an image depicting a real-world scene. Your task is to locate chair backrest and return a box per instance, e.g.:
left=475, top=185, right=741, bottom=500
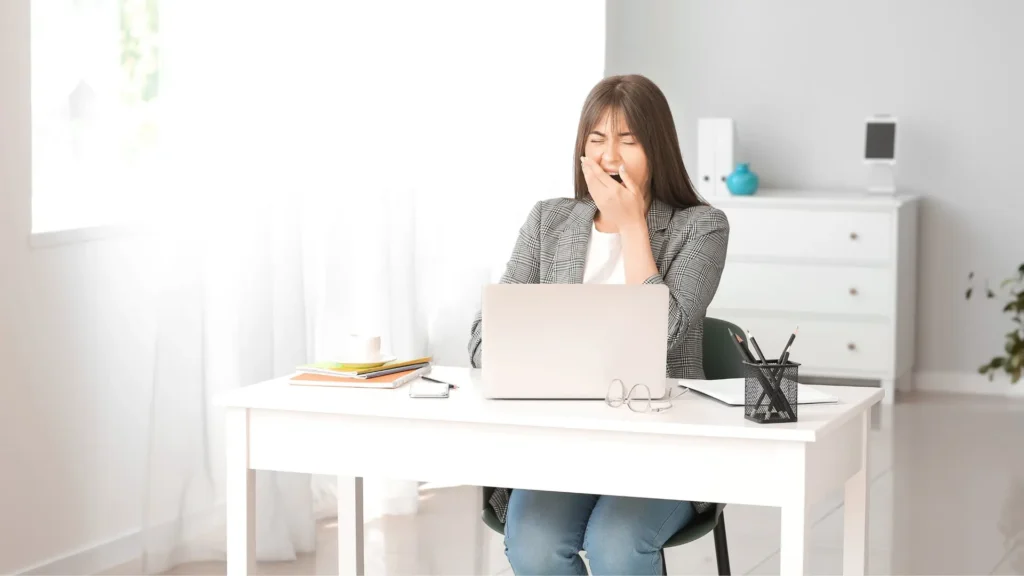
left=702, top=317, right=747, bottom=380
left=702, top=317, right=747, bottom=522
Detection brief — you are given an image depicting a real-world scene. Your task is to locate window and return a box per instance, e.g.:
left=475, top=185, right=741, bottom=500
left=30, top=0, right=160, bottom=235
left=29, top=0, right=604, bottom=243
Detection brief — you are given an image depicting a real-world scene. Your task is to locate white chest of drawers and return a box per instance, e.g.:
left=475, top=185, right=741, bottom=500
left=706, top=190, right=919, bottom=403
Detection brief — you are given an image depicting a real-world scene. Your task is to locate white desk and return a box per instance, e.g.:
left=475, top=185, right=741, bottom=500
left=214, top=366, right=883, bottom=576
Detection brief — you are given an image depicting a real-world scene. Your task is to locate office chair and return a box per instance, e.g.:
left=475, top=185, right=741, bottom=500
left=479, top=317, right=746, bottom=575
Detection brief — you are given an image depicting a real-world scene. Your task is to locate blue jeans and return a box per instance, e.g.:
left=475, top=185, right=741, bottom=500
left=503, top=489, right=697, bottom=576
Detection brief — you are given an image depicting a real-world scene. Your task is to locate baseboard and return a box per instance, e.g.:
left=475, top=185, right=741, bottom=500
left=913, top=370, right=1024, bottom=397
left=17, top=525, right=143, bottom=576
left=17, top=504, right=225, bottom=576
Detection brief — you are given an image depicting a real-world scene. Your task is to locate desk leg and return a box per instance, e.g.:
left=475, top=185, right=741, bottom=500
left=781, top=501, right=811, bottom=575
left=474, top=486, right=489, bottom=576
left=337, top=476, right=364, bottom=575
left=226, top=408, right=255, bottom=576
left=843, top=411, right=870, bottom=576
left=880, top=378, right=895, bottom=404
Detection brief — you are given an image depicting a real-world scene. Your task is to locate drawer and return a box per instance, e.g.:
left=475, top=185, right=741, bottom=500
left=704, top=314, right=892, bottom=376
left=722, top=207, right=892, bottom=262
left=711, top=262, right=893, bottom=317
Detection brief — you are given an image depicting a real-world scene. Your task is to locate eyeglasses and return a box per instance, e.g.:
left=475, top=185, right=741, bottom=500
left=605, top=379, right=688, bottom=413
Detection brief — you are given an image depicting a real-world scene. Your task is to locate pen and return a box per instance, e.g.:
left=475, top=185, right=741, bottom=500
left=422, top=376, right=457, bottom=389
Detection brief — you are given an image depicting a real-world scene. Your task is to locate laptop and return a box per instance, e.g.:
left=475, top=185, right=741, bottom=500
left=480, top=283, right=669, bottom=400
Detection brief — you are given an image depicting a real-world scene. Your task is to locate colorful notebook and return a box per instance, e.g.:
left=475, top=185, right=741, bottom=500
left=289, top=365, right=430, bottom=389
left=298, top=356, right=432, bottom=378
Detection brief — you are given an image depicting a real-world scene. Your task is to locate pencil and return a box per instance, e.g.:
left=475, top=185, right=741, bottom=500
left=731, top=330, right=791, bottom=419
left=746, top=330, right=768, bottom=364
left=755, top=348, right=791, bottom=413
left=763, top=350, right=793, bottom=404
left=736, top=334, right=779, bottom=412
left=748, top=330, right=795, bottom=419
left=728, top=329, right=755, bottom=363
left=777, top=326, right=799, bottom=366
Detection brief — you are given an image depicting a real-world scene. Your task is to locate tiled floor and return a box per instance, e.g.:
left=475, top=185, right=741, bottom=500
left=116, top=390, right=1024, bottom=575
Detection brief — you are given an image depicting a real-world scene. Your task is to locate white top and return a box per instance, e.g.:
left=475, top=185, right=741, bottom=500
left=582, top=224, right=625, bottom=284
left=709, top=188, right=918, bottom=210
left=214, top=366, right=884, bottom=443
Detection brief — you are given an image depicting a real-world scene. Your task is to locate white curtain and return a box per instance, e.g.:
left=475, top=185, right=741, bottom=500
left=131, top=0, right=604, bottom=572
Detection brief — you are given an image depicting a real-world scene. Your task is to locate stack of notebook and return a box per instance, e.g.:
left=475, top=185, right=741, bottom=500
left=289, top=356, right=432, bottom=389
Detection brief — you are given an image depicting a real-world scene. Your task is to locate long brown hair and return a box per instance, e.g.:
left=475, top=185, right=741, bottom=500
left=573, top=74, right=705, bottom=209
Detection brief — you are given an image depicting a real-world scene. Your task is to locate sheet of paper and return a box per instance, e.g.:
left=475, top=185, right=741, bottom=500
left=677, top=378, right=839, bottom=406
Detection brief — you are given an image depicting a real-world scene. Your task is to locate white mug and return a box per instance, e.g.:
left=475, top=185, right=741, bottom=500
left=345, top=334, right=382, bottom=363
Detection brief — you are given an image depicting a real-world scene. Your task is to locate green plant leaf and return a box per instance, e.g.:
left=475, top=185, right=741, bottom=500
left=965, top=264, right=1024, bottom=385
left=1012, top=337, right=1024, bottom=355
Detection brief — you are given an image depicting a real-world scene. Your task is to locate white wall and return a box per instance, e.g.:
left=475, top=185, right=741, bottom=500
left=605, top=0, right=1024, bottom=379
left=1, top=0, right=160, bottom=572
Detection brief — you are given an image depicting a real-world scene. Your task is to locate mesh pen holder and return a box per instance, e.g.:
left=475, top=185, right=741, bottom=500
left=743, top=360, right=800, bottom=424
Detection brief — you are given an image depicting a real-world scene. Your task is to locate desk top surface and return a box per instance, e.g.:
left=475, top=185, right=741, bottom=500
left=214, top=366, right=883, bottom=443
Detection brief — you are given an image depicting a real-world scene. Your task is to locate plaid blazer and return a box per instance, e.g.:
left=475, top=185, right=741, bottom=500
left=468, top=196, right=730, bottom=522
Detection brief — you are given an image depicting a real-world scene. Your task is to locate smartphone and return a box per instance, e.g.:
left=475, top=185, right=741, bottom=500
left=408, top=378, right=450, bottom=399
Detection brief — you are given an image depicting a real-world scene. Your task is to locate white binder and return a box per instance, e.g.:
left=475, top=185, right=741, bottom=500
left=697, top=118, right=735, bottom=197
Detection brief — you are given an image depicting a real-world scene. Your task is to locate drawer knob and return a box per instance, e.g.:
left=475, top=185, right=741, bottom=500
left=849, top=287, right=859, bottom=296
left=850, top=231, right=859, bottom=240
left=847, top=342, right=857, bottom=351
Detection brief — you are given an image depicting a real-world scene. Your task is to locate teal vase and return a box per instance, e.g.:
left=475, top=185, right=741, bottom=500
left=726, top=163, right=759, bottom=196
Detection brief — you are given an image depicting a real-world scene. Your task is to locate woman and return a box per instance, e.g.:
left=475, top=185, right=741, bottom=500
left=467, top=74, right=729, bottom=575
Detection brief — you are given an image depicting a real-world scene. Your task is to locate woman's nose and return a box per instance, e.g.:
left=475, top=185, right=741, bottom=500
left=600, top=146, right=621, bottom=169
